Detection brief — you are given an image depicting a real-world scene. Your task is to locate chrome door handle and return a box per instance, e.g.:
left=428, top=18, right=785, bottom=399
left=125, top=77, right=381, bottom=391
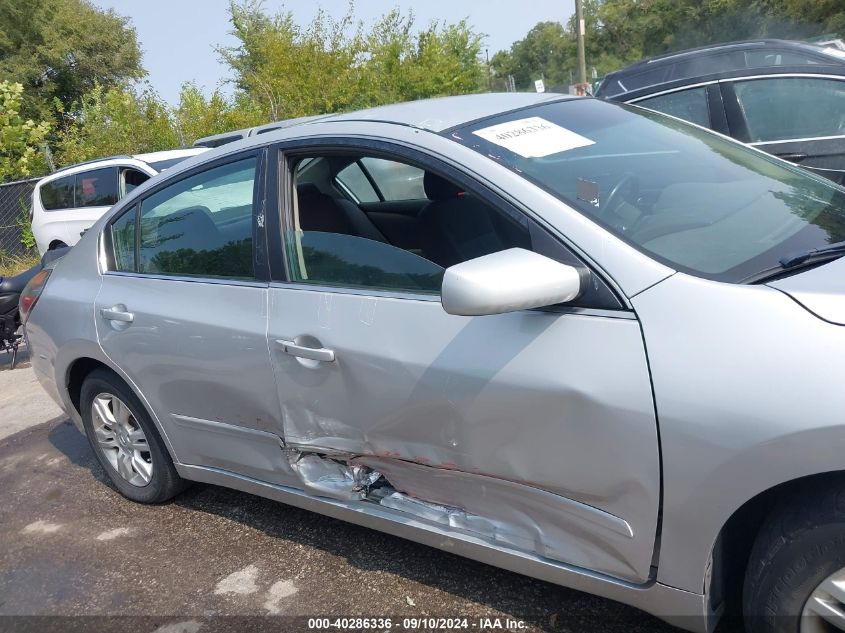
left=101, top=307, right=134, bottom=323
left=275, top=339, right=335, bottom=362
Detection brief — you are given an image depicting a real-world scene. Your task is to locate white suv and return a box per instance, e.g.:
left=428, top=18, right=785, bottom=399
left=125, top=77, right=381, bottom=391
left=31, top=148, right=207, bottom=254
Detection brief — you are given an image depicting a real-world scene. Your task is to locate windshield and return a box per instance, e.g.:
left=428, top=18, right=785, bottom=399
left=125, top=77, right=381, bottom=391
left=447, top=98, right=845, bottom=283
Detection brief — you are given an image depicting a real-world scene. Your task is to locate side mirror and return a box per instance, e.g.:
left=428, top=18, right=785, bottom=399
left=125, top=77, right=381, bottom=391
left=441, top=248, right=585, bottom=316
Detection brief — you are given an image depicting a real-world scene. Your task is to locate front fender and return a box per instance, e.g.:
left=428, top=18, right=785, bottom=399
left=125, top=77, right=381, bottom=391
left=632, top=272, right=845, bottom=592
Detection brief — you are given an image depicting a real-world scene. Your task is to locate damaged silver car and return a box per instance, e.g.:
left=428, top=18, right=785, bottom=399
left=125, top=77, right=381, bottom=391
left=23, top=93, right=845, bottom=633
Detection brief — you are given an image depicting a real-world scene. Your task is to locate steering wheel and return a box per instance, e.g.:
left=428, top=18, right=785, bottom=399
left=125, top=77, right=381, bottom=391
left=600, top=173, right=640, bottom=222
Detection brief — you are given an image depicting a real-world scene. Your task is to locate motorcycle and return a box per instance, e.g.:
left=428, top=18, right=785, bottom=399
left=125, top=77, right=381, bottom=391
left=0, top=247, right=68, bottom=369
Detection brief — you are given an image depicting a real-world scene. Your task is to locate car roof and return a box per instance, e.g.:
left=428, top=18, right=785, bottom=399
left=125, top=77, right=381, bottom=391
left=319, top=92, right=572, bottom=132
left=132, top=147, right=207, bottom=162
left=194, top=92, right=573, bottom=152
left=42, top=147, right=207, bottom=181
left=611, top=63, right=845, bottom=102
left=598, top=39, right=845, bottom=99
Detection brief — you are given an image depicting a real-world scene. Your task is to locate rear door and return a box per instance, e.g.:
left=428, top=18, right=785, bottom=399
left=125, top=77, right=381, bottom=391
left=722, top=74, right=845, bottom=184
left=265, top=140, right=661, bottom=584
left=96, top=150, right=288, bottom=483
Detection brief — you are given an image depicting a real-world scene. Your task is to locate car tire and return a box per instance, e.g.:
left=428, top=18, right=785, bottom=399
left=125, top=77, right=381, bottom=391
left=80, top=368, right=188, bottom=503
left=743, top=478, right=845, bottom=633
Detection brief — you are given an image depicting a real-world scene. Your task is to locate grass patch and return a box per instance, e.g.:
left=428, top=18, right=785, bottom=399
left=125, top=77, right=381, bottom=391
left=0, top=249, right=40, bottom=277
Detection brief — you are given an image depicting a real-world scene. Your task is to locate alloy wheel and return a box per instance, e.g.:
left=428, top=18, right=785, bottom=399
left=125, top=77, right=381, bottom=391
left=802, top=566, right=845, bottom=633
left=90, top=393, right=153, bottom=487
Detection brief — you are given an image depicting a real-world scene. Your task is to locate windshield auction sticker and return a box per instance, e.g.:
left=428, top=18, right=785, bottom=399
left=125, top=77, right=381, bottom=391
left=472, top=116, right=595, bottom=158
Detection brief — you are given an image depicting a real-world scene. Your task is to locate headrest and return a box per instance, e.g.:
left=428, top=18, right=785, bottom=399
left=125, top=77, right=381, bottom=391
left=423, top=171, right=462, bottom=201
left=296, top=182, right=322, bottom=198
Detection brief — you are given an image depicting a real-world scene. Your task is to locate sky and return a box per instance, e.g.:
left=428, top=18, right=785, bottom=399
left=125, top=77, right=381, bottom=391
left=94, top=0, right=575, bottom=104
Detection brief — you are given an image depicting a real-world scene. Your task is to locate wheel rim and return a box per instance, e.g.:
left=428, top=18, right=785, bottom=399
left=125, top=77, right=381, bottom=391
left=91, top=393, right=153, bottom=487
left=802, top=566, right=845, bottom=633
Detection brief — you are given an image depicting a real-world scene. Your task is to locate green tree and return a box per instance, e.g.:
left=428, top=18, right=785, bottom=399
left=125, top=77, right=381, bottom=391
left=0, top=0, right=144, bottom=120
left=0, top=81, right=50, bottom=181
left=54, top=83, right=177, bottom=165
left=172, top=82, right=264, bottom=146
left=219, top=1, right=485, bottom=120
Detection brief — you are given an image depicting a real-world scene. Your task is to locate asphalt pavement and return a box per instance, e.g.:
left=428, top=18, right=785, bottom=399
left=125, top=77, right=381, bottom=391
left=0, top=347, right=737, bottom=633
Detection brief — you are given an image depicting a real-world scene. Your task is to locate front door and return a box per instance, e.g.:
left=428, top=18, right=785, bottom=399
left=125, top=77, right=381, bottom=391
left=266, top=145, right=661, bottom=583
left=96, top=151, right=287, bottom=483
left=724, top=75, right=845, bottom=185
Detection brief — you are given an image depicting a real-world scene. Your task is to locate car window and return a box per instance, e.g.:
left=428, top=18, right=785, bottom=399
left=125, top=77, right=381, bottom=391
left=136, top=157, right=256, bottom=279
left=288, top=154, right=533, bottom=296
left=744, top=50, right=822, bottom=67
left=111, top=206, right=136, bottom=272
left=638, top=87, right=711, bottom=128
left=361, top=157, right=426, bottom=200
left=40, top=175, right=75, bottom=210
left=122, top=168, right=150, bottom=197
left=335, top=161, right=379, bottom=203
left=734, top=77, right=845, bottom=142
left=147, top=156, right=196, bottom=171
left=75, top=167, right=118, bottom=208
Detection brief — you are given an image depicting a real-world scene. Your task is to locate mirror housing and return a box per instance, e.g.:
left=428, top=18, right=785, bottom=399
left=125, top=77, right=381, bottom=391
left=441, top=248, right=585, bottom=316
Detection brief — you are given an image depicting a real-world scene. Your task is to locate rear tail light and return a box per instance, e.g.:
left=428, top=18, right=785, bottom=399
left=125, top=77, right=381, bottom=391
left=19, top=269, right=51, bottom=324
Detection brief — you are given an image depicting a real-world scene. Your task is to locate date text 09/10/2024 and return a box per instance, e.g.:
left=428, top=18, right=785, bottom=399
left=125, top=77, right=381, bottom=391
left=307, top=617, right=528, bottom=630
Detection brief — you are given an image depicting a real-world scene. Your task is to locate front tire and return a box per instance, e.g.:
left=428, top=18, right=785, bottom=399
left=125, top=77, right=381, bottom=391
left=744, top=478, right=845, bottom=633
left=80, top=368, right=188, bottom=503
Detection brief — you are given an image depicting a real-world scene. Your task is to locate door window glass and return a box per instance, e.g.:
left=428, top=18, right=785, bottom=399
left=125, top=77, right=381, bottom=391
left=74, top=167, right=118, bottom=207
left=638, top=87, right=711, bottom=128
left=335, top=161, right=379, bottom=203
left=40, top=175, right=75, bottom=210
left=122, top=168, right=150, bottom=197
left=361, top=157, right=426, bottom=200
left=734, top=77, right=845, bottom=142
left=138, top=157, right=256, bottom=279
left=111, top=207, right=136, bottom=272
left=288, top=154, right=532, bottom=295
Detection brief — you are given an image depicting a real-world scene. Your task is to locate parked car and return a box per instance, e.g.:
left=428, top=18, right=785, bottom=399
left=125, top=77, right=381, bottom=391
left=23, top=93, right=845, bottom=633
left=597, top=39, right=845, bottom=184
left=31, top=148, right=207, bottom=254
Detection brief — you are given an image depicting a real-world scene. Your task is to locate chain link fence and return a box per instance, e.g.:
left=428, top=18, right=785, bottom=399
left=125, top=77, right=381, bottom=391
left=0, top=177, right=40, bottom=257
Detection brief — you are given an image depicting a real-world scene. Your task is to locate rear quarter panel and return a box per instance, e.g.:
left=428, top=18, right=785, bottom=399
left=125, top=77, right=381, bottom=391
left=26, top=231, right=104, bottom=427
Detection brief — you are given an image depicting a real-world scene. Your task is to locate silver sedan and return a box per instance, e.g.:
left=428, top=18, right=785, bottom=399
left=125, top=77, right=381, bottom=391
left=22, top=93, right=845, bottom=633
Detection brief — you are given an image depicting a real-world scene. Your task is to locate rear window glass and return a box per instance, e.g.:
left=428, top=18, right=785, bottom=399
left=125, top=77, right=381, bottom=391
left=75, top=167, right=118, bottom=207
left=40, top=175, right=75, bottom=210
left=637, top=87, right=711, bottom=128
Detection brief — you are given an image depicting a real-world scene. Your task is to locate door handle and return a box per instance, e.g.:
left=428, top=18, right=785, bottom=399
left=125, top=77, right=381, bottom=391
left=275, top=339, right=335, bottom=362
left=101, top=307, right=134, bottom=323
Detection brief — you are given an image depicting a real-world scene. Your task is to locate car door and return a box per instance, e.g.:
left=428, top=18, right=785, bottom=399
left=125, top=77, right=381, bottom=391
left=265, top=141, right=661, bottom=584
left=722, top=74, right=845, bottom=184
left=96, top=149, right=288, bottom=483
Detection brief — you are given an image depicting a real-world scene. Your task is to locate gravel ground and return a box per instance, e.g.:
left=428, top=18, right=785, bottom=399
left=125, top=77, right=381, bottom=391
left=0, top=351, right=741, bottom=633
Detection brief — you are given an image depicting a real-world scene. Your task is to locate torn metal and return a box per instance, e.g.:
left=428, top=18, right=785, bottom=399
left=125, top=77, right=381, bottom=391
left=287, top=452, right=381, bottom=501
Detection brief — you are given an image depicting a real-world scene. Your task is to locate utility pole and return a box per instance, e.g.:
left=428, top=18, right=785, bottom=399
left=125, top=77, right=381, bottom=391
left=486, top=48, right=492, bottom=92
left=575, top=0, right=587, bottom=86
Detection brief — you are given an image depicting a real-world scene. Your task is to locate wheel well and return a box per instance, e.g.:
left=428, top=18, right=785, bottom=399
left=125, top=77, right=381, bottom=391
left=67, top=358, right=113, bottom=414
left=709, top=471, right=845, bottom=616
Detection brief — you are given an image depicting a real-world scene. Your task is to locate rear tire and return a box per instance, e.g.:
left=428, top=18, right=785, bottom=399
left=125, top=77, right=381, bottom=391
left=80, top=368, right=188, bottom=503
left=743, top=478, right=845, bottom=633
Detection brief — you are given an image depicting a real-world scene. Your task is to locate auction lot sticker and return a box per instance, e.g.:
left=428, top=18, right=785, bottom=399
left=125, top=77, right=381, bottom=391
left=473, top=116, right=594, bottom=158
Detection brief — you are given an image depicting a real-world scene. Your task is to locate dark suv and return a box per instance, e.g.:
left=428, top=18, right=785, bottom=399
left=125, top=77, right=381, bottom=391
left=597, top=40, right=845, bottom=184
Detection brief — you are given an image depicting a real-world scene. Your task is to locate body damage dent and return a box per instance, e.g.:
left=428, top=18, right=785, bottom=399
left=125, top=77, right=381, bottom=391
left=283, top=448, right=641, bottom=580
